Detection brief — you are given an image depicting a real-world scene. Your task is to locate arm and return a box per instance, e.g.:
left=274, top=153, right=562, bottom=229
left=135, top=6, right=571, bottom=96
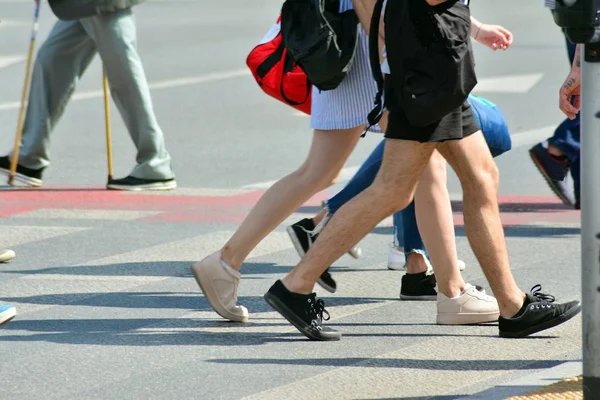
left=470, top=15, right=513, bottom=51
left=352, top=0, right=385, bottom=59
left=559, top=44, right=582, bottom=120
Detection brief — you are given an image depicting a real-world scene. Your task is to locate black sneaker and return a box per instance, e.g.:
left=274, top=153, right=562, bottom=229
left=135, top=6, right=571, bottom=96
left=0, top=155, right=43, bottom=187
left=529, top=143, right=575, bottom=206
left=499, top=284, right=581, bottom=338
left=400, top=271, right=437, bottom=301
left=106, top=175, right=177, bottom=191
left=287, top=217, right=362, bottom=293
left=264, top=280, right=341, bottom=341
left=287, top=218, right=337, bottom=293
left=287, top=218, right=318, bottom=258
left=317, top=270, right=337, bottom=293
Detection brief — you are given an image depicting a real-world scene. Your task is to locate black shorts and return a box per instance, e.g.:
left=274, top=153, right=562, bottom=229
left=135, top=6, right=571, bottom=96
left=383, top=75, right=481, bottom=143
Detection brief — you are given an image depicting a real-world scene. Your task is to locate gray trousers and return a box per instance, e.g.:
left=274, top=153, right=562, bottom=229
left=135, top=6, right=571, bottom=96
left=15, top=8, right=174, bottom=180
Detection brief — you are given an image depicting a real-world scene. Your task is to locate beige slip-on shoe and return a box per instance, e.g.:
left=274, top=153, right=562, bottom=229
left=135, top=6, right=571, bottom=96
left=191, top=251, right=248, bottom=323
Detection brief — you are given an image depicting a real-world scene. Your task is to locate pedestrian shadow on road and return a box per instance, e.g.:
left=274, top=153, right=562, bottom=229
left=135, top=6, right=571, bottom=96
left=371, top=225, right=580, bottom=238
left=2, top=260, right=300, bottom=279
left=206, top=357, right=570, bottom=371
left=0, top=292, right=396, bottom=313
left=0, top=316, right=525, bottom=347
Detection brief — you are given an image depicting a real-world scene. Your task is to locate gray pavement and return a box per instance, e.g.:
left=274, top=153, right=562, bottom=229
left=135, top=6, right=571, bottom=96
left=0, top=1, right=584, bottom=399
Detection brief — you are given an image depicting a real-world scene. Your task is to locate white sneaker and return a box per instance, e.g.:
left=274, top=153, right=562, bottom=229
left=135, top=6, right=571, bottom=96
left=387, top=244, right=407, bottom=270
left=0, top=304, right=16, bottom=326
left=436, top=283, right=500, bottom=325
left=191, top=251, right=249, bottom=323
left=0, top=249, right=15, bottom=263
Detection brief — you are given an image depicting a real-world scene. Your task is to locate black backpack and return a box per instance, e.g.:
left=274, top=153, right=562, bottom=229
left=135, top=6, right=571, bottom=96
left=281, top=0, right=359, bottom=91
left=368, top=0, right=477, bottom=128
left=48, top=0, right=147, bottom=20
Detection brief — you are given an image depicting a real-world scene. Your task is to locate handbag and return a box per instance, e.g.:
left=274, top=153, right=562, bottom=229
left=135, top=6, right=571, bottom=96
left=368, top=0, right=477, bottom=128
left=467, top=95, right=512, bottom=158
left=48, top=0, right=146, bottom=20
left=246, top=16, right=312, bottom=115
left=281, top=0, right=359, bottom=91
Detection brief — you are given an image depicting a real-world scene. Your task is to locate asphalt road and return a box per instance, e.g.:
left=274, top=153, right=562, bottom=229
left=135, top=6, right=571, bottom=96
left=0, top=1, right=585, bottom=399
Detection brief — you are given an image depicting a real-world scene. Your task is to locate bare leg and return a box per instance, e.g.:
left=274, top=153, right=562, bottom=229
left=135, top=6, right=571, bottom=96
left=283, top=139, right=437, bottom=294
left=437, top=132, right=525, bottom=317
left=222, top=127, right=364, bottom=269
left=414, top=151, right=464, bottom=297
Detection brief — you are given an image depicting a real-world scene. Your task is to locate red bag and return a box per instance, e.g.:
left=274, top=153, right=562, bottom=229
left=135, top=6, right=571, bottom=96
left=246, top=16, right=312, bottom=115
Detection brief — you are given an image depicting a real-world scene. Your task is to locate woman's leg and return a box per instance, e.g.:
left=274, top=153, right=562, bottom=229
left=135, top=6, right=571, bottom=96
left=413, top=151, right=464, bottom=297
left=222, top=126, right=364, bottom=269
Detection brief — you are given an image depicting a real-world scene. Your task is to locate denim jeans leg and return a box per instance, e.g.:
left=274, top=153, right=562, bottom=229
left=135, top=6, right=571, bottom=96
left=401, top=201, right=427, bottom=255
left=326, top=140, right=385, bottom=214
left=393, top=210, right=404, bottom=247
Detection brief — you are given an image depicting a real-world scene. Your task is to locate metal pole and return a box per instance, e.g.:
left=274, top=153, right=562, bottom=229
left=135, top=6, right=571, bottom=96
left=581, top=41, right=600, bottom=398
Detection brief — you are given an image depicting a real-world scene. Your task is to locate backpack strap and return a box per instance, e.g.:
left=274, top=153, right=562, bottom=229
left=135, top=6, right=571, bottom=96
left=364, top=0, right=386, bottom=135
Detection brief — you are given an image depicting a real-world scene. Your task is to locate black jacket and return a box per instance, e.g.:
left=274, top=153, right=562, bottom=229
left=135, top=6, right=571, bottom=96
left=48, top=0, right=147, bottom=20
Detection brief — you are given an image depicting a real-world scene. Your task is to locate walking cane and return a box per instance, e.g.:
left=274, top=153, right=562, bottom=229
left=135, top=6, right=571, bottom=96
left=9, top=0, right=41, bottom=185
left=102, top=69, right=114, bottom=182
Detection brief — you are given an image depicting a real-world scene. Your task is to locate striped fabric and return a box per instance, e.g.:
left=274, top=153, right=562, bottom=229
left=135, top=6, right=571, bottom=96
left=310, top=28, right=381, bottom=132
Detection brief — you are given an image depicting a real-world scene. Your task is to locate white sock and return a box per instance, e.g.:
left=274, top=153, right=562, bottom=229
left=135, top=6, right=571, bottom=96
left=220, top=259, right=241, bottom=278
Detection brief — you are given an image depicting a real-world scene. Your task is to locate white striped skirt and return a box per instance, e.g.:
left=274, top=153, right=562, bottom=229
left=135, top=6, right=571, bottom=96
left=310, top=28, right=381, bottom=133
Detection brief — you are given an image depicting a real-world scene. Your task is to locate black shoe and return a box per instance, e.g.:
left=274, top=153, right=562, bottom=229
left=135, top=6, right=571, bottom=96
left=499, top=284, right=581, bottom=338
left=0, top=156, right=43, bottom=187
left=529, top=144, right=575, bottom=206
left=400, top=271, right=437, bottom=301
left=264, top=280, right=341, bottom=341
left=317, top=270, right=337, bottom=293
left=287, top=218, right=317, bottom=258
left=106, top=175, right=177, bottom=191
left=286, top=218, right=337, bottom=293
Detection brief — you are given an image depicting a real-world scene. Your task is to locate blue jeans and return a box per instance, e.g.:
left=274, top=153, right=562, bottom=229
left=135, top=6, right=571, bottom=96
left=549, top=35, right=580, bottom=193
left=326, top=140, right=425, bottom=254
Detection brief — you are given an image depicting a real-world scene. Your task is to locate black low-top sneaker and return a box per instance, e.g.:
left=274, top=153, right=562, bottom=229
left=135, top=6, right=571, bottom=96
left=287, top=218, right=337, bottom=293
left=400, top=271, right=437, bottom=301
left=317, top=269, right=337, bottom=293
left=0, top=155, right=44, bottom=187
left=264, top=280, right=341, bottom=341
left=287, top=217, right=362, bottom=260
left=107, top=175, right=177, bottom=191
left=499, top=284, right=581, bottom=338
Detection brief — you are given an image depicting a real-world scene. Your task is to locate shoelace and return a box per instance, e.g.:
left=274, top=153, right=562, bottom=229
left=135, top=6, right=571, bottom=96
left=312, top=213, right=331, bottom=236
left=308, top=297, right=331, bottom=331
left=530, top=284, right=556, bottom=303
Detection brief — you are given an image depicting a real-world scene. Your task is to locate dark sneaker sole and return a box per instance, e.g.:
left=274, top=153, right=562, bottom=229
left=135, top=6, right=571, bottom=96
left=316, top=278, right=336, bottom=294
left=106, top=181, right=177, bottom=191
left=400, top=294, right=437, bottom=301
left=0, top=168, right=42, bottom=187
left=499, top=302, right=582, bottom=338
left=529, top=151, right=574, bottom=206
left=264, top=291, right=341, bottom=341
left=286, top=226, right=307, bottom=258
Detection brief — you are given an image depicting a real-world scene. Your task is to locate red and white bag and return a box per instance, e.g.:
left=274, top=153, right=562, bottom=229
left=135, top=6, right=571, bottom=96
left=246, top=16, right=312, bottom=115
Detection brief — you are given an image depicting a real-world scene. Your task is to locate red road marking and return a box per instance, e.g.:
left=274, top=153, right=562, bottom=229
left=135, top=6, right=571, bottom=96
left=0, top=187, right=579, bottom=226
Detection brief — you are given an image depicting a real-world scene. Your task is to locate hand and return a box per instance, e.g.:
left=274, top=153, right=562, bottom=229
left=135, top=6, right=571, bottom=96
left=474, top=24, right=513, bottom=51
left=559, top=69, right=581, bottom=120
